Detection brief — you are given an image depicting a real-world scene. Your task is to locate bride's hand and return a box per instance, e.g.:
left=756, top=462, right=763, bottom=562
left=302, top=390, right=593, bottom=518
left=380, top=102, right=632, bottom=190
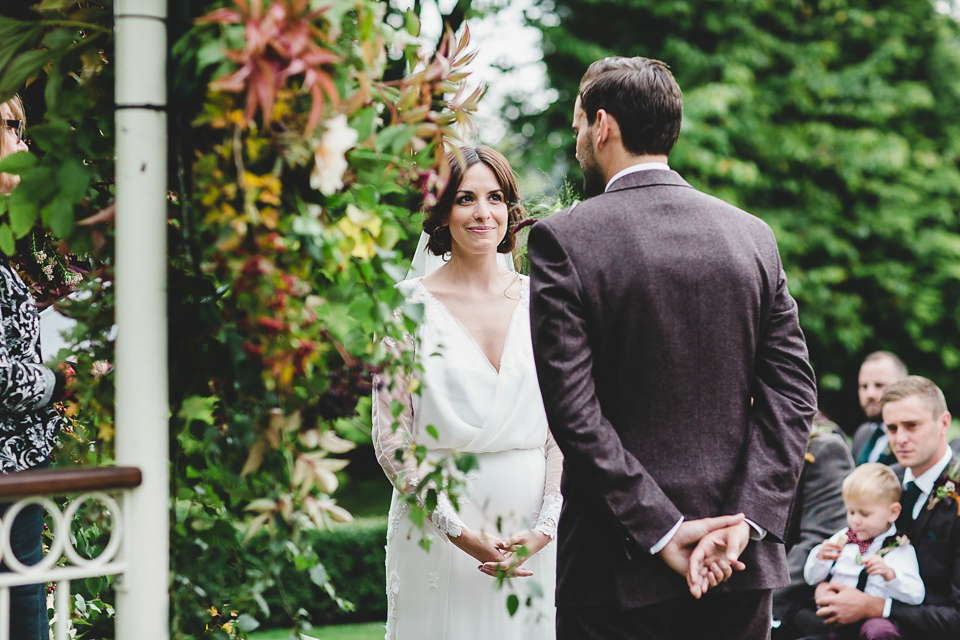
left=448, top=527, right=505, bottom=565
left=478, top=529, right=551, bottom=578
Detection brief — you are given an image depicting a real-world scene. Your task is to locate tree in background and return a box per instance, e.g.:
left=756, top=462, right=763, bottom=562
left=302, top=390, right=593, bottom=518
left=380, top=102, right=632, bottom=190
left=508, top=0, right=960, bottom=430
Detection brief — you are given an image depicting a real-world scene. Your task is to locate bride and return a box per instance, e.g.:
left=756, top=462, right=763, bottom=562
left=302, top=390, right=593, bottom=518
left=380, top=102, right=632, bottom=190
left=373, top=146, right=561, bottom=639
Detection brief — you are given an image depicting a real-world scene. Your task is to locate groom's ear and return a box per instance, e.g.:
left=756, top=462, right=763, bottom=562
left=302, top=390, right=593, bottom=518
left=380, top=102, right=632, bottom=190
left=595, top=109, right=620, bottom=149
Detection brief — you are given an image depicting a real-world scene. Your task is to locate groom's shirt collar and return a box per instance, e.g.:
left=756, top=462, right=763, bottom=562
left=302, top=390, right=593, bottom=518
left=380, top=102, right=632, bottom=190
left=605, top=162, right=671, bottom=192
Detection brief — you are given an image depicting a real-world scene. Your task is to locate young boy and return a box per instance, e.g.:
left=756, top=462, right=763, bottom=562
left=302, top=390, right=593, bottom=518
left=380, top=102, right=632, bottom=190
left=804, top=463, right=924, bottom=639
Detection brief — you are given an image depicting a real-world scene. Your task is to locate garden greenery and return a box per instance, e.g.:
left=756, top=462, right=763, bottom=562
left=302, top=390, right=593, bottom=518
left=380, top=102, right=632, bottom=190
left=507, top=0, right=960, bottom=428
left=0, top=0, right=489, bottom=636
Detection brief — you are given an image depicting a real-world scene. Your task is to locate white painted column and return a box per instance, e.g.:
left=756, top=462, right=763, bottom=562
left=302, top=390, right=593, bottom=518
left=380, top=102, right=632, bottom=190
left=113, top=2, right=169, bottom=638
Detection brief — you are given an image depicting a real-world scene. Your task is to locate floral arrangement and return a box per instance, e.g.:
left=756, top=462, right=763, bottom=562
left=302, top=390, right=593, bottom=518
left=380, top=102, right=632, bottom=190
left=927, top=460, right=960, bottom=515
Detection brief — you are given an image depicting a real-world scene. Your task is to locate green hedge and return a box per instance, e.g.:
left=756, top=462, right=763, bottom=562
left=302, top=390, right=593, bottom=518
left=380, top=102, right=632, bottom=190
left=259, top=516, right=387, bottom=627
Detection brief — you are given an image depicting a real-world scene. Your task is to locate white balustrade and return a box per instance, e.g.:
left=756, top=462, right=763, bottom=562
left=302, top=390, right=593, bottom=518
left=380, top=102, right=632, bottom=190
left=0, top=467, right=141, bottom=640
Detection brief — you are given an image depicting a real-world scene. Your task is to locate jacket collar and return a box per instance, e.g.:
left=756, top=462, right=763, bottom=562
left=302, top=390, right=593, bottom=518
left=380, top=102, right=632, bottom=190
left=912, top=453, right=960, bottom=536
left=605, top=168, right=693, bottom=193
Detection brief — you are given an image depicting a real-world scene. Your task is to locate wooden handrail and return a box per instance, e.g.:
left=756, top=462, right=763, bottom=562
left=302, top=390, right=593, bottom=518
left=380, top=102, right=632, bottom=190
left=0, top=466, right=142, bottom=498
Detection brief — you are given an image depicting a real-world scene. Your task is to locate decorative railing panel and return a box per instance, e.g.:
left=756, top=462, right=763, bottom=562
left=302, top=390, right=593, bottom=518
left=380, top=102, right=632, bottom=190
left=0, top=467, right=141, bottom=640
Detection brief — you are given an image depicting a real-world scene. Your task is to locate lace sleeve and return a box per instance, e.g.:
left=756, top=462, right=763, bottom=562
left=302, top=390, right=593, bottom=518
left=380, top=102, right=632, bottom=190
left=371, top=339, right=419, bottom=493
left=371, top=336, right=465, bottom=537
left=533, top=428, right=564, bottom=539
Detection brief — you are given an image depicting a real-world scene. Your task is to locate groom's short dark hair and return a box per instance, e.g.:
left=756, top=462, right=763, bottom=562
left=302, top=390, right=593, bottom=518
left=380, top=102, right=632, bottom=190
left=579, top=56, right=683, bottom=157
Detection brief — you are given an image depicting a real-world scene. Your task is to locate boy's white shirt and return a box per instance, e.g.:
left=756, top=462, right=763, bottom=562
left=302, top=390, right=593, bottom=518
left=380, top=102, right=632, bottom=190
left=804, top=522, right=925, bottom=605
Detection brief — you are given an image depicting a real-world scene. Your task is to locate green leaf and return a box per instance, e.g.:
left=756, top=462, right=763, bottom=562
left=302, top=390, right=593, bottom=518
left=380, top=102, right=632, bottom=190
left=15, top=166, right=56, bottom=203
left=425, top=425, right=438, bottom=440
left=57, top=157, right=91, bottom=204
left=0, top=20, right=43, bottom=83
left=0, top=151, right=36, bottom=174
left=235, top=614, right=260, bottom=632
left=36, top=0, right=76, bottom=10
left=44, top=65, right=60, bottom=110
left=456, top=453, right=479, bottom=473
left=44, top=197, right=74, bottom=238
left=190, top=517, right=214, bottom=531
left=309, top=564, right=329, bottom=588
left=353, top=184, right=380, bottom=209
left=506, top=594, right=519, bottom=617
left=178, top=395, right=218, bottom=426
left=7, top=190, right=37, bottom=238
left=43, top=28, right=78, bottom=53
left=25, top=120, right=72, bottom=151
left=375, top=125, right=417, bottom=154
left=351, top=106, right=378, bottom=141
left=405, top=9, right=421, bottom=36
left=0, top=224, right=13, bottom=256
left=85, top=575, right=103, bottom=596
left=0, top=49, right=52, bottom=96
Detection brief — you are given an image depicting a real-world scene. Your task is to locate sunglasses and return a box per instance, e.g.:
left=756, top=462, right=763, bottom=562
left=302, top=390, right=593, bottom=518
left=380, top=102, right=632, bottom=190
left=4, top=119, right=23, bottom=143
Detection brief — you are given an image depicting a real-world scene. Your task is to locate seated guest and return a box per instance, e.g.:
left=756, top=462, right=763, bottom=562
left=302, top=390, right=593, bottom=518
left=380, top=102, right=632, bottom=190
left=851, top=352, right=907, bottom=466
left=810, top=376, right=960, bottom=640
left=804, top=463, right=924, bottom=639
left=773, top=414, right=854, bottom=640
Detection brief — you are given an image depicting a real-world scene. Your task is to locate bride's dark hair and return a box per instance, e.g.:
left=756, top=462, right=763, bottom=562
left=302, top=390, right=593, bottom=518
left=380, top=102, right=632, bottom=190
left=422, top=146, right=525, bottom=257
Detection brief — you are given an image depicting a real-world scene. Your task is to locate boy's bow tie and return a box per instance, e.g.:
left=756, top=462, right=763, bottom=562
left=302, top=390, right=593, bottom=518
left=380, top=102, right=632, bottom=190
left=847, top=530, right=873, bottom=554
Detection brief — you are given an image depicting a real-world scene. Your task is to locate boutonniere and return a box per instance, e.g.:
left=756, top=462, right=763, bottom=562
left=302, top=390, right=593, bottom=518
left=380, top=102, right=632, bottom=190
left=926, top=461, right=960, bottom=515
left=876, top=534, right=911, bottom=558
left=855, top=534, right=909, bottom=564
left=804, top=416, right=843, bottom=464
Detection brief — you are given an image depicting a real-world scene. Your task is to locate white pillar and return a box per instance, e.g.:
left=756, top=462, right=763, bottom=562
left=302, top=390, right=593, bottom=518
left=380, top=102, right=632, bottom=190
left=114, top=2, right=169, bottom=638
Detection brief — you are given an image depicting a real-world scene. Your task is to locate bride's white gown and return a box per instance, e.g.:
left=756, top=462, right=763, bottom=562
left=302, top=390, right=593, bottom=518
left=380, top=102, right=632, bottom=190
left=373, top=276, right=561, bottom=640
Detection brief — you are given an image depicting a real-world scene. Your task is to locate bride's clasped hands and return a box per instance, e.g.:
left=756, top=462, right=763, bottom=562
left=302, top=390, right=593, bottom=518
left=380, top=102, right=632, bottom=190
left=477, top=528, right=552, bottom=578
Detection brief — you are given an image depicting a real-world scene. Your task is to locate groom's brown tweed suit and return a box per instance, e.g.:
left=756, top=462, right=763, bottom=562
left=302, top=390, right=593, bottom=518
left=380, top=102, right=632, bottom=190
left=529, top=169, right=818, bottom=637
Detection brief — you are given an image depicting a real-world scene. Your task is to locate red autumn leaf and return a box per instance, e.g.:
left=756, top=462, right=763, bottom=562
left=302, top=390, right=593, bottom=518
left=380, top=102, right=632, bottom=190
left=201, top=0, right=340, bottom=133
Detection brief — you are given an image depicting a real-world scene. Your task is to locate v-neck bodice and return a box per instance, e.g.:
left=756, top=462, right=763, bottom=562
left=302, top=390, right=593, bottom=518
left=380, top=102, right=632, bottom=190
left=399, top=276, right=546, bottom=454
left=413, top=278, right=525, bottom=374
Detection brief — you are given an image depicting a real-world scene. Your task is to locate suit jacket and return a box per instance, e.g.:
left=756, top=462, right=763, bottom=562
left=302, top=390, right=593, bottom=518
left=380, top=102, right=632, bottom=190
left=851, top=421, right=895, bottom=466
left=890, top=456, right=960, bottom=639
left=773, top=428, right=853, bottom=622
left=850, top=421, right=878, bottom=463
left=528, top=169, right=818, bottom=609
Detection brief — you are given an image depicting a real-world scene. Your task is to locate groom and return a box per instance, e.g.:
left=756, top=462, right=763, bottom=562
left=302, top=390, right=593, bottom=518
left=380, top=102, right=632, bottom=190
left=528, top=56, right=818, bottom=639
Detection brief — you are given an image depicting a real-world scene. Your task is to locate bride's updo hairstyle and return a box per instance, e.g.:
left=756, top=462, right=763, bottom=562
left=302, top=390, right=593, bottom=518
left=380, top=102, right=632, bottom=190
left=423, top=146, right=525, bottom=256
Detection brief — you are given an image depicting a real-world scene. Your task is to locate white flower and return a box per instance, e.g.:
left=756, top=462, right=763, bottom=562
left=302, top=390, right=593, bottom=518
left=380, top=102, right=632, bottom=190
left=310, top=114, right=359, bottom=196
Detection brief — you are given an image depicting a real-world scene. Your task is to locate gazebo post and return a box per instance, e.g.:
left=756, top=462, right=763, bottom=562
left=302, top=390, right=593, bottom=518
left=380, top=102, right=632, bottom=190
left=113, top=2, right=170, bottom=638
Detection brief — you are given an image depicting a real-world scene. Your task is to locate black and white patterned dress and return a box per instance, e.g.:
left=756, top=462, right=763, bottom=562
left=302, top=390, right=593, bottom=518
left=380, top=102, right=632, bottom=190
left=0, top=261, right=61, bottom=472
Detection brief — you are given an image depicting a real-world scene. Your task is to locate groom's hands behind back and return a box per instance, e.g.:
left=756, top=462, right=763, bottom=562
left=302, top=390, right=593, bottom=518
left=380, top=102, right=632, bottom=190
left=657, top=513, right=748, bottom=599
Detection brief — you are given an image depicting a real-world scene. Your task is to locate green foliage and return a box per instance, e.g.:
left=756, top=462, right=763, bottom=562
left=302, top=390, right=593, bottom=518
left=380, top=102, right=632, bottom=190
left=5, top=0, right=489, bottom=637
left=512, top=0, right=960, bottom=428
left=256, top=517, right=388, bottom=627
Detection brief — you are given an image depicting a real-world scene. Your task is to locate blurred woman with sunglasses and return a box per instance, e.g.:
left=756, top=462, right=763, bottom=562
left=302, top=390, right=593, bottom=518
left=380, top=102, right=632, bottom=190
left=1, top=96, right=28, bottom=191
left=0, top=94, right=67, bottom=639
